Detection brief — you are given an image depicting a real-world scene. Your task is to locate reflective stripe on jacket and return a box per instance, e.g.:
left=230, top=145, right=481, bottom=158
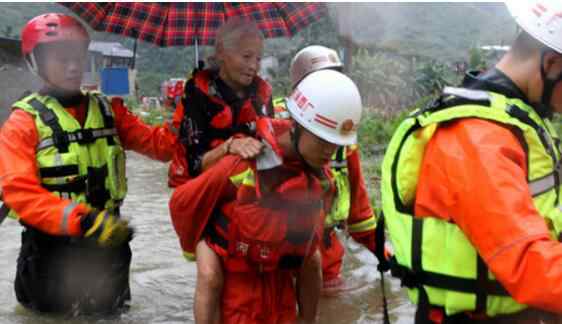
left=382, top=87, right=562, bottom=317
left=0, top=92, right=176, bottom=236
left=9, top=93, right=126, bottom=222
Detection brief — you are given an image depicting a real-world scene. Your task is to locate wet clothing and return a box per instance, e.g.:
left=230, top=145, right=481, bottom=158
left=15, top=228, right=132, bottom=314
left=168, top=69, right=272, bottom=187
left=0, top=91, right=176, bottom=314
left=170, top=119, right=335, bottom=323
left=382, top=69, right=562, bottom=323
left=322, top=145, right=376, bottom=283
left=221, top=270, right=297, bottom=324
left=270, top=98, right=377, bottom=283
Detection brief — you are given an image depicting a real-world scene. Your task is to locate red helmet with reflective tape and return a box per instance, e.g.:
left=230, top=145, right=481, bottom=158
left=21, top=13, right=89, bottom=56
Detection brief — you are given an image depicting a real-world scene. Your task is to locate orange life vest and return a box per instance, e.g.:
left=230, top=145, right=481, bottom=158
left=208, top=160, right=334, bottom=272
left=168, top=69, right=272, bottom=187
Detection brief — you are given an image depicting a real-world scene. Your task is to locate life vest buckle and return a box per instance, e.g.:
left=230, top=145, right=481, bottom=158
left=389, top=257, right=418, bottom=289
left=52, top=134, right=69, bottom=151
left=77, top=129, right=95, bottom=144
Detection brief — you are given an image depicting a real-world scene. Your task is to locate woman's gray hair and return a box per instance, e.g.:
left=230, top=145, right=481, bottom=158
left=207, top=18, right=263, bottom=70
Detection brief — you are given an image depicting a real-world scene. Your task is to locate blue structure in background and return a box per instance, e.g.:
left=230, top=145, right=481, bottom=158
left=100, top=67, right=129, bottom=95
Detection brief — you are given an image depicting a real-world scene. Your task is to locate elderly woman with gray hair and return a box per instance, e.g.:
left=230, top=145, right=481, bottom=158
left=168, top=19, right=322, bottom=324
left=169, top=19, right=271, bottom=187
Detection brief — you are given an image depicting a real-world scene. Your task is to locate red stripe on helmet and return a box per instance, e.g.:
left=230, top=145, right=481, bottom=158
left=314, top=118, right=337, bottom=129
left=315, top=114, right=337, bottom=126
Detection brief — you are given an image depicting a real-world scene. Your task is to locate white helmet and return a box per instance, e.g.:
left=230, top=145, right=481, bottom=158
left=286, top=70, right=362, bottom=146
left=290, top=45, right=343, bottom=88
left=505, top=0, right=562, bottom=53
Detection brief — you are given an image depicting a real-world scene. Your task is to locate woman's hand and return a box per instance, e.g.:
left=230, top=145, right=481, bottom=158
left=228, top=137, right=264, bottom=159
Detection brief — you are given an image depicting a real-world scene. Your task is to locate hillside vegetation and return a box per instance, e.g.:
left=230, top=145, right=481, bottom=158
left=1, top=3, right=515, bottom=107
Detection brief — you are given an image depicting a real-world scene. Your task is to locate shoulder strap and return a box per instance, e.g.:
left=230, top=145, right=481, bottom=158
left=30, top=95, right=118, bottom=152
left=417, top=87, right=554, bottom=156
left=28, top=98, right=70, bottom=153
left=413, top=86, right=492, bottom=117
left=90, top=93, right=115, bottom=146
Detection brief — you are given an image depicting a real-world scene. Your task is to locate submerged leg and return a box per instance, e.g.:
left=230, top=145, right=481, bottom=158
left=297, top=250, right=322, bottom=323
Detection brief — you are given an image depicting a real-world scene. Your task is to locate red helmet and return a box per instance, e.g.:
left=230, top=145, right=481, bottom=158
left=21, top=13, right=89, bottom=56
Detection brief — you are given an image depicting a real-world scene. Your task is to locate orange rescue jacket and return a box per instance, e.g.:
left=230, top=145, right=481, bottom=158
left=0, top=96, right=176, bottom=236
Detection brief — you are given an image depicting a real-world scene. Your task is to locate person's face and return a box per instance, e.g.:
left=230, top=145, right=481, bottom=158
left=298, top=127, right=339, bottom=169
left=37, top=41, right=88, bottom=94
left=218, top=35, right=263, bottom=92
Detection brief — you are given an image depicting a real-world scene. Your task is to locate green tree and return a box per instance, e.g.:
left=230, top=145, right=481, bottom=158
left=414, top=60, right=456, bottom=96
left=468, top=46, right=488, bottom=70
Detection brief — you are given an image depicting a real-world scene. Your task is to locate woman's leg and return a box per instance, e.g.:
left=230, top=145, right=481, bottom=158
left=194, top=240, right=224, bottom=324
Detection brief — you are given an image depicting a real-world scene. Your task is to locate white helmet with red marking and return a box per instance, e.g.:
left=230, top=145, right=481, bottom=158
left=505, top=0, right=562, bottom=53
left=286, top=69, right=362, bottom=146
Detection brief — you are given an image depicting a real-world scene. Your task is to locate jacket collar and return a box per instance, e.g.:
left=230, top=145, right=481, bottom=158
left=462, top=68, right=552, bottom=119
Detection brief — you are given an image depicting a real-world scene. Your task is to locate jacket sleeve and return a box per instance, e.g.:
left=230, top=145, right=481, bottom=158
left=169, top=155, right=245, bottom=259
left=170, top=100, right=184, bottom=135
left=345, top=146, right=377, bottom=253
left=0, top=110, right=89, bottom=236
left=415, top=118, right=562, bottom=313
left=112, top=97, right=177, bottom=162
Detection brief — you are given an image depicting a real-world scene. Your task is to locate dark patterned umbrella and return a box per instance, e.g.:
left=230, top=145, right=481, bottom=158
left=61, top=2, right=326, bottom=47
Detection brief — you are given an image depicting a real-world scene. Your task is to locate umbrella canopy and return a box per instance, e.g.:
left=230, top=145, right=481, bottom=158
left=61, top=2, right=326, bottom=47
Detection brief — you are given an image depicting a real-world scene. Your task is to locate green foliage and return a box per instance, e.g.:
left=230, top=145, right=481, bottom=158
left=348, top=49, right=457, bottom=113
left=358, top=110, right=407, bottom=157
left=264, top=15, right=340, bottom=97
left=136, top=71, right=169, bottom=97
left=357, top=96, right=435, bottom=202
left=468, top=46, right=488, bottom=70
left=269, top=72, right=291, bottom=99
left=2, top=3, right=510, bottom=113
left=357, top=95, right=433, bottom=156
left=415, top=60, right=458, bottom=96
left=0, top=3, right=63, bottom=37
left=123, top=96, right=140, bottom=110
left=348, top=49, right=417, bottom=113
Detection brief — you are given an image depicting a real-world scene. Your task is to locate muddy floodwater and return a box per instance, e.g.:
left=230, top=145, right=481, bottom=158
left=0, top=152, right=414, bottom=323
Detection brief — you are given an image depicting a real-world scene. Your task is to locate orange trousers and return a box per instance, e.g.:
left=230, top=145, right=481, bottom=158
left=320, top=230, right=344, bottom=283
left=221, top=269, right=297, bottom=324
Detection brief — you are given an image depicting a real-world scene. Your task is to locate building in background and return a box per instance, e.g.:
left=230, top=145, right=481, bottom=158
left=85, top=41, right=137, bottom=97
left=0, top=38, right=138, bottom=127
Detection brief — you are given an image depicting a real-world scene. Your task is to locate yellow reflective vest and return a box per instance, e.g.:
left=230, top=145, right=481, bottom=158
left=382, top=87, right=562, bottom=317
left=9, top=92, right=127, bottom=222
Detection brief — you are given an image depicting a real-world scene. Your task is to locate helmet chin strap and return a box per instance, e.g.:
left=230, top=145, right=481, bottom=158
left=25, top=52, right=40, bottom=77
left=291, top=125, right=306, bottom=164
left=291, top=125, right=322, bottom=174
left=537, top=50, right=562, bottom=118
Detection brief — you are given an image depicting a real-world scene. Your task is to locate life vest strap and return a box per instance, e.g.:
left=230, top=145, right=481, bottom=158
left=206, top=211, right=305, bottom=270
left=389, top=257, right=509, bottom=296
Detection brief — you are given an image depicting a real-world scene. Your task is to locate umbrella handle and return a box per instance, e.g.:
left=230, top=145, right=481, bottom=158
left=194, top=38, right=199, bottom=69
